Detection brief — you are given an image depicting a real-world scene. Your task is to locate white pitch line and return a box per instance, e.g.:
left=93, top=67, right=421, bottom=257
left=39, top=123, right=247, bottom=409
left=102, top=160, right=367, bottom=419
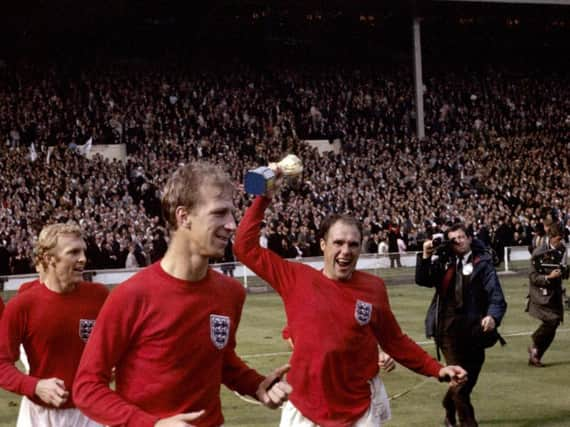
left=502, top=328, right=569, bottom=337
left=240, top=328, right=570, bottom=359
left=241, top=351, right=292, bottom=359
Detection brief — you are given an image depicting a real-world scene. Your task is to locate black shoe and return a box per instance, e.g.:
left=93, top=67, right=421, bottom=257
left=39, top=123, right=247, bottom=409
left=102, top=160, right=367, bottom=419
left=443, top=416, right=457, bottom=427
left=528, top=346, right=544, bottom=367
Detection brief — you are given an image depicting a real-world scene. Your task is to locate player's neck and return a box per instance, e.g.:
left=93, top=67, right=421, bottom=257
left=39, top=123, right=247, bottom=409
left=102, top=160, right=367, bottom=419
left=43, top=274, right=78, bottom=294
left=161, top=234, right=209, bottom=282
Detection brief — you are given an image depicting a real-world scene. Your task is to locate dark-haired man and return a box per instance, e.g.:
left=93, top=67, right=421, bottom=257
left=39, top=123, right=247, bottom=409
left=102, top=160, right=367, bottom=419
left=527, top=222, right=567, bottom=367
left=234, top=169, right=466, bottom=427
left=416, top=223, right=507, bottom=427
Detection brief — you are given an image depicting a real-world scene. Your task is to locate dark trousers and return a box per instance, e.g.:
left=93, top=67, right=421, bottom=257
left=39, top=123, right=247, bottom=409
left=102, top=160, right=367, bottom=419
left=440, top=336, right=485, bottom=427
left=389, top=253, right=401, bottom=268
left=532, top=319, right=560, bottom=359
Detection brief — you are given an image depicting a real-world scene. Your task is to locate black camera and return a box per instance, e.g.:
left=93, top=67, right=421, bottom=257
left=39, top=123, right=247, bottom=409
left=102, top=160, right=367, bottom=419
left=533, top=248, right=569, bottom=280
left=432, top=234, right=453, bottom=263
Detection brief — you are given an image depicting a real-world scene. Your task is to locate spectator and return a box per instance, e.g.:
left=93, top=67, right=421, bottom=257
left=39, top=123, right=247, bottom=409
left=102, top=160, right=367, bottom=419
left=124, top=240, right=140, bottom=269
left=0, top=62, right=568, bottom=271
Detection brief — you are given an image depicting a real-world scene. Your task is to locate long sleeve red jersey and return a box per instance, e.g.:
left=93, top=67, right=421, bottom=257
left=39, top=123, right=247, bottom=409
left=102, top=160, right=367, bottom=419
left=73, top=262, right=264, bottom=427
left=0, top=281, right=109, bottom=409
left=234, top=196, right=442, bottom=427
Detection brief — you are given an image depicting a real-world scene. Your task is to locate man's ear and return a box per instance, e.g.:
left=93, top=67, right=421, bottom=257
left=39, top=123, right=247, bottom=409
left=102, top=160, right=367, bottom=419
left=175, top=206, right=191, bottom=229
left=320, top=238, right=326, bottom=253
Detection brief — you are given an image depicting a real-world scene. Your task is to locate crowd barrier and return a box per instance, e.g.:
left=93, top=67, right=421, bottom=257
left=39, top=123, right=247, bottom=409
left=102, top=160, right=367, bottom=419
left=3, top=245, right=559, bottom=292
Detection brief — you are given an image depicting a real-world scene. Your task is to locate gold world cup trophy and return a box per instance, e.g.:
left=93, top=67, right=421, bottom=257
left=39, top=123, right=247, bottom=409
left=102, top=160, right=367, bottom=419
left=244, top=154, right=303, bottom=195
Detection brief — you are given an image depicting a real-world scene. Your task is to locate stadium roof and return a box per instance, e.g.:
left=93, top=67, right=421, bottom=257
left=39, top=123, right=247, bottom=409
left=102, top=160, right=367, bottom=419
left=3, top=0, right=569, bottom=23
left=1, top=0, right=568, bottom=52
left=436, top=0, right=570, bottom=4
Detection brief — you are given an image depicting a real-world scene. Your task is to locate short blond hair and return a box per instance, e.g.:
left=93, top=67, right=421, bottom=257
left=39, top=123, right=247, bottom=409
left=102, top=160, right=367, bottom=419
left=35, top=223, right=83, bottom=269
left=161, top=161, right=233, bottom=230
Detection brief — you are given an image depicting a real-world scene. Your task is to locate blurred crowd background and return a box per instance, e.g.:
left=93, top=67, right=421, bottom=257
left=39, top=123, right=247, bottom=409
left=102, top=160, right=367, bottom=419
left=0, top=1, right=568, bottom=274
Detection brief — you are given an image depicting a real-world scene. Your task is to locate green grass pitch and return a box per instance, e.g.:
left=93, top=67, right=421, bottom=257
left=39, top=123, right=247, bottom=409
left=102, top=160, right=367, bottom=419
left=1, top=270, right=568, bottom=426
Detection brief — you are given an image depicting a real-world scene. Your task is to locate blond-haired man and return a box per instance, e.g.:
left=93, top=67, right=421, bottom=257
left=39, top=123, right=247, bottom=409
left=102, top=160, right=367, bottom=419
left=74, top=162, right=291, bottom=427
left=0, top=223, right=108, bottom=427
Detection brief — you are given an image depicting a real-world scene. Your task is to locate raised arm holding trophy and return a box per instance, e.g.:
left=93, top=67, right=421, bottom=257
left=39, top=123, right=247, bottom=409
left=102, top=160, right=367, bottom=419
left=244, top=154, right=303, bottom=195
left=235, top=155, right=467, bottom=427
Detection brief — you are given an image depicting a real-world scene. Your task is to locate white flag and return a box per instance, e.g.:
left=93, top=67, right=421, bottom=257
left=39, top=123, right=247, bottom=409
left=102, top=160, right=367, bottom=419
left=77, top=137, right=93, bottom=157
left=29, top=143, right=37, bottom=162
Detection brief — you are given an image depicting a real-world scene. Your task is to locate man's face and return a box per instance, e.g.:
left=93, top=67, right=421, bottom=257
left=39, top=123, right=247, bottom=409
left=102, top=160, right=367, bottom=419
left=550, top=235, right=563, bottom=249
left=448, top=229, right=472, bottom=257
left=186, top=184, right=236, bottom=259
left=320, top=221, right=361, bottom=281
left=49, top=234, right=87, bottom=286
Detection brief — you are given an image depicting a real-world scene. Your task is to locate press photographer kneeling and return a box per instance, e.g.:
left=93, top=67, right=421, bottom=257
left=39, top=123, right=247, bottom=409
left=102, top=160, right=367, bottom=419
left=527, top=222, right=568, bottom=367
left=416, top=224, right=507, bottom=427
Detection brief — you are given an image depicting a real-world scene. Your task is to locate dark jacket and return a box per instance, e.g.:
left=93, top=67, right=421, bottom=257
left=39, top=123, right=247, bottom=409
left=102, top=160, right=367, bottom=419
left=416, top=239, right=507, bottom=347
left=528, top=245, right=565, bottom=323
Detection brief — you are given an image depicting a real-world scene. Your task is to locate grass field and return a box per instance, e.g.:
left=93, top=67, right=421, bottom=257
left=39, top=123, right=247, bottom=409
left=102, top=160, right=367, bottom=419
left=1, top=269, right=569, bottom=426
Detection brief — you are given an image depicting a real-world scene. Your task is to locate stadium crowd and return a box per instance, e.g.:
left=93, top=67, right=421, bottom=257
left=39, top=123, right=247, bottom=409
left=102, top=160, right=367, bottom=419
left=1, top=62, right=569, bottom=274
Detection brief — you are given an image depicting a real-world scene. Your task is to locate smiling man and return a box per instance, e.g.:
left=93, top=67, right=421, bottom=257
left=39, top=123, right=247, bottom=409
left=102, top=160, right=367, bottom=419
left=74, top=161, right=291, bottom=427
left=0, top=223, right=108, bottom=427
left=234, top=168, right=467, bottom=427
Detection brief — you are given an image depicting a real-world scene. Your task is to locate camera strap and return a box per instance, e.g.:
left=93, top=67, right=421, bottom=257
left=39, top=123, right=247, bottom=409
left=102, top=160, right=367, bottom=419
left=439, top=264, right=456, bottom=297
left=439, top=264, right=455, bottom=297
left=455, top=259, right=464, bottom=309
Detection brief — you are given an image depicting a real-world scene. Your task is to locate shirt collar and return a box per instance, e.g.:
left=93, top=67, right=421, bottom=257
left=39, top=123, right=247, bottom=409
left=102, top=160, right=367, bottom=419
left=458, top=250, right=472, bottom=264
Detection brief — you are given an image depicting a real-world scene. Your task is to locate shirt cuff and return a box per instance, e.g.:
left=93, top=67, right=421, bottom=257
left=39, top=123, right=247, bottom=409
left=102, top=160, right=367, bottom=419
left=21, top=375, right=39, bottom=399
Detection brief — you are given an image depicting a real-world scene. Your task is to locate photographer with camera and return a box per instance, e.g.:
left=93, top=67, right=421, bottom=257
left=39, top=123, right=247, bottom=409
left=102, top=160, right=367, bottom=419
left=527, top=222, right=568, bottom=367
left=416, top=224, right=507, bottom=427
